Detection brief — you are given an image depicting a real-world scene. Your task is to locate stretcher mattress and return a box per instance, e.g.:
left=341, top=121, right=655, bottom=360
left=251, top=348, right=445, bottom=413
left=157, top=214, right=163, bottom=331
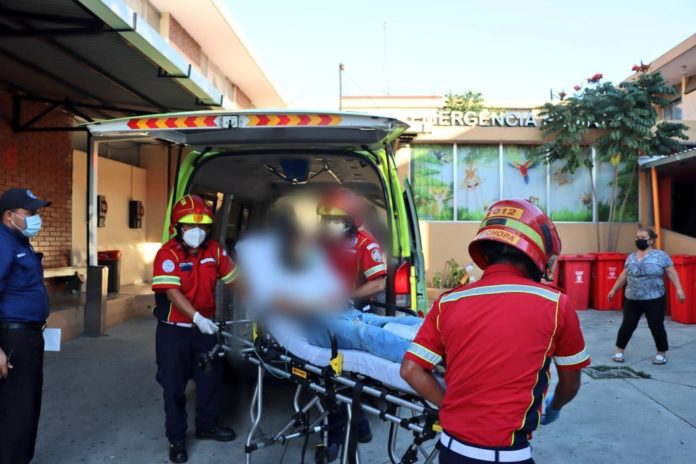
left=265, top=317, right=420, bottom=394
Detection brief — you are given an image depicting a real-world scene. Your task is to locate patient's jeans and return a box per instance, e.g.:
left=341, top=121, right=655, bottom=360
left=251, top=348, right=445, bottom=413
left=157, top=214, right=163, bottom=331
left=306, top=309, right=422, bottom=363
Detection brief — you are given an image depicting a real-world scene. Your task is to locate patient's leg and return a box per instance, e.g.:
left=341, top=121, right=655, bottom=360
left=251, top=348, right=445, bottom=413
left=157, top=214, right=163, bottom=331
left=308, top=318, right=410, bottom=363
left=358, top=312, right=423, bottom=328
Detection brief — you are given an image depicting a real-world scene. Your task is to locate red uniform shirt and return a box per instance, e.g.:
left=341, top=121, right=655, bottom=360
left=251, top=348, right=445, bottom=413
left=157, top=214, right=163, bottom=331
left=324, top=230, right=387, bottom=290
left=151, top=238, right=238, bottom=323
left=405, top=264, right=590, bottom=447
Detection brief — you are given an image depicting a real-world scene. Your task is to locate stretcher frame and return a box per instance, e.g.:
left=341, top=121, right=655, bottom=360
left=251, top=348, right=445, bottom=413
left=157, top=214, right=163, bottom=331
left=211, top=319, right=441, bottom=464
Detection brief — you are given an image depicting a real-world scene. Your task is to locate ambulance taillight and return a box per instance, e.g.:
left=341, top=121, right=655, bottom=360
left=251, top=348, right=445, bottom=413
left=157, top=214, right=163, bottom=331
left=394, top=261, right=411, bottom=308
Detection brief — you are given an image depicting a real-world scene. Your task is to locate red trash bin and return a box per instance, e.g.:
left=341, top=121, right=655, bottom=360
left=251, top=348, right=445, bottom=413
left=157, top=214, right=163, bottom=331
left=591, top=253, right=627, bottom=310
left=558, top=254, right=594, bottom=311
left=97, top=250, right=123, bottom=293
left=669, top=255, right=696, bottom=324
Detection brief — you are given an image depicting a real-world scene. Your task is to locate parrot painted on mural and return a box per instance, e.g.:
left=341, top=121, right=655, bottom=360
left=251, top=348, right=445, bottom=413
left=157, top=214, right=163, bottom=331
left=508, top=160, right=538, bottom=184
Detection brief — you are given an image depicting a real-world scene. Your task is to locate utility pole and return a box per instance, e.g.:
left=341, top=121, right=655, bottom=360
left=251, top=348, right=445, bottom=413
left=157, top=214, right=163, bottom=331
left=338, top=63, right=344, bottom=111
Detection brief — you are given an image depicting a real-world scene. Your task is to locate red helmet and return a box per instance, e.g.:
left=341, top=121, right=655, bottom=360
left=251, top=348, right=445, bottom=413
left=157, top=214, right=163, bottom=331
left=171, top=194, right=214, bottom=226
left=468, top=199, right=561, bottom=275
left=316, top=188, right=363, bottom=227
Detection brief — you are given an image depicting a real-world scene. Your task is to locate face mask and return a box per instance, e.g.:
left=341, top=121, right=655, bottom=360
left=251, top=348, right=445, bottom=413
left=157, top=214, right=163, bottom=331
left=12, top=212, right=42, bottom=237
left=635, top=239, right=649, bottom=251
left=325, top=221, right=349, bottom=238
left=183, top=227, right=207, bottom=248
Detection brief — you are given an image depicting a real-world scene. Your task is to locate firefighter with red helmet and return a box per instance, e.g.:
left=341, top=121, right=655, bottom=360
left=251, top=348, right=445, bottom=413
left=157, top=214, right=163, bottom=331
left=152, top=195, right=238, bottom=463
left=317, top=187, right=387, bottom=299
left=316, top=187, right=388, bottom=460
left=401, top=199, right=590, bottom=464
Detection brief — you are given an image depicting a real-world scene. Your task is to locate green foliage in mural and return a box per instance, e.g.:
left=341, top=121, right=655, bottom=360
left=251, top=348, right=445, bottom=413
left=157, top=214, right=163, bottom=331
left=551, top=208, right=592, bottom=222
left=411, top=145, right=454, bottom=220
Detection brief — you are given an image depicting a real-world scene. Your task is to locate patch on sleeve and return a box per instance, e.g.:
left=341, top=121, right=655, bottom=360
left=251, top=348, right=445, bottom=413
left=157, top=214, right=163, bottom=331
left=370, top=248, right=383, bottom=263
left=161, top=259, right=176, bottom=273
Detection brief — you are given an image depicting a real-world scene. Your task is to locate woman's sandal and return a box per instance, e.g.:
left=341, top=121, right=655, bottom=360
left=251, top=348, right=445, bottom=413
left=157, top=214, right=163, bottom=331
left=612, top=353, right=625, bottom=363
left=653, top=354, right=667, bottom=365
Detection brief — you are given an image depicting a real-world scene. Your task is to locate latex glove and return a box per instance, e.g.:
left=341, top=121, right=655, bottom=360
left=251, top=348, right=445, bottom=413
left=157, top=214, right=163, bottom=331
left=193, top=312, right=218, bottom=335
left=540, top=394, right=561, bottom=425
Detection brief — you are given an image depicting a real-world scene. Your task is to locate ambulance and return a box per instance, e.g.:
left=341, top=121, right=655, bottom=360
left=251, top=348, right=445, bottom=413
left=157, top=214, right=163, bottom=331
left=87, top=110, right=427, bottom=315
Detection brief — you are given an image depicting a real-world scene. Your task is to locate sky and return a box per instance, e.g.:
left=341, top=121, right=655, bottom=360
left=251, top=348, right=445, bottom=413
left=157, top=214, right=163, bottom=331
left=225, top=0, right=696, bottom=109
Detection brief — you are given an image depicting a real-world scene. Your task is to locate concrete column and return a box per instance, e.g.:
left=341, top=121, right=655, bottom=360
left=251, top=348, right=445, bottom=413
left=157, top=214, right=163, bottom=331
left=85, top=265, right=107, bottom=336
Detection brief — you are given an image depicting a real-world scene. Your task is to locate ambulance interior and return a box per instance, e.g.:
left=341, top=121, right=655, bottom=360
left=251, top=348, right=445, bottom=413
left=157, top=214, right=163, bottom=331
left=185, top=152, right=392, bottom=320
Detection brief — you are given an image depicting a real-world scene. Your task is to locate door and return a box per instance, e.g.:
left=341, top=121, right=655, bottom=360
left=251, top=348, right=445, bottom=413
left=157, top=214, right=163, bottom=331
left=403, top=179, right=428, bottom=313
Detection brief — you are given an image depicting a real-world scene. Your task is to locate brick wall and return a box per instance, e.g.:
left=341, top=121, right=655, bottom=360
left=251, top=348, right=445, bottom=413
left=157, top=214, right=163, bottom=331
left=0, top=91, right=73, bottom=268
left=167, top=15, right=201, bottom=66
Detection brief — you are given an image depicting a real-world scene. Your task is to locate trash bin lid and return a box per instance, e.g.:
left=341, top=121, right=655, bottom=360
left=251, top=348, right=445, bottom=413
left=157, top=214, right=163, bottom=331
left=97, top=250, right=122, bottom=260
left=590, top=252, right=627, bottom=261
left=558, top=254, right=595, bottom=261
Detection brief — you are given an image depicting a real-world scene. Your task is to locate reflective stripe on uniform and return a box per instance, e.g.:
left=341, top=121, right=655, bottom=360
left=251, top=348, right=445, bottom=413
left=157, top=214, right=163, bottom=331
left=153, top=275, right=181, bottom=286
left=364, top=263, right=387, bottom=278
left=407, top=342, right=443, bottom=366
left=440, top=284, right=561, bottom=304
left=554, top=348, right=590, bottom=366
left=221, top=267, right=239, bottom=284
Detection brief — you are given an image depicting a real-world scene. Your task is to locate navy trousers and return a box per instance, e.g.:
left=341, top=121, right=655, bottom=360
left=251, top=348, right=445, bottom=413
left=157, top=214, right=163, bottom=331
left=155, top=322, right=223, bottom=443
left=0, top=326, right=44, bottom=464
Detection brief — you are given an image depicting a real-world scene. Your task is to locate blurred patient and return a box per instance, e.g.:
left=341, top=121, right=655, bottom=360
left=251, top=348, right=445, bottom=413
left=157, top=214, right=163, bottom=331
left=235, top=207, right=421, bottom=362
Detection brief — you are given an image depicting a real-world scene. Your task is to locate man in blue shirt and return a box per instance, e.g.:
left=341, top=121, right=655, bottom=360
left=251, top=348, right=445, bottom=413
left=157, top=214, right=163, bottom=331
left=0, top=187, right=51, bottom=464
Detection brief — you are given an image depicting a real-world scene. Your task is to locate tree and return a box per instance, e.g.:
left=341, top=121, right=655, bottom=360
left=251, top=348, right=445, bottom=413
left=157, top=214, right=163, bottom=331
left=534, top=70, right=688, bottom=251
left=443, top=91, right=485, bottom=113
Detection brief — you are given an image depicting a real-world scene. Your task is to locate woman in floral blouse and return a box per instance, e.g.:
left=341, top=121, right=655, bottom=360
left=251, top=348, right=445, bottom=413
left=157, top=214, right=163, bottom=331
left=608, top=227, right=685, bottom=365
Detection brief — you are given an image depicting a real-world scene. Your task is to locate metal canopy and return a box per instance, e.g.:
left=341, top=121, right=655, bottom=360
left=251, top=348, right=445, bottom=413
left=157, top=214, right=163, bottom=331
left=639, top=147, right=696, bottom=170
left=0, top=0, right=224, bottom=131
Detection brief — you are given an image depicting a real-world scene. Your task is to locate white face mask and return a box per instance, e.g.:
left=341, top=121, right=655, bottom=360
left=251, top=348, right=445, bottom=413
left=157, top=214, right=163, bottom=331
left=325, top=220, right=349, bottom=238
left=182, top=227, right=207, bottom=248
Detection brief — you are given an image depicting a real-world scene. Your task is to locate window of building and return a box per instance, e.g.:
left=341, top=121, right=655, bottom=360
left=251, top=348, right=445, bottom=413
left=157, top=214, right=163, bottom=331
left=663, top=98, right=683, bottom=120
left=596, top=159, right=638, bottom=222
left=410, top=143, right=637, bottom=223
left=456, top=145, right=499, bottom=220
left=503, top=145, right=547, bottom=211
left=549, top=153, right=594, bottom=222
left=411, top=144, right=454, bottom=220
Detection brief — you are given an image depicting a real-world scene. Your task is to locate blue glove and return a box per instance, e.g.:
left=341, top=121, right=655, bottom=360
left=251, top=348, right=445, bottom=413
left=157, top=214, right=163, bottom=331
left=540, top=394, right=561, bottom=425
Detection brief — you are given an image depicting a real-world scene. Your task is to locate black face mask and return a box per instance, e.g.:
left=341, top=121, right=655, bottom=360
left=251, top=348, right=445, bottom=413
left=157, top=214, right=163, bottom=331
left=635, top=239, right=650, bottom=250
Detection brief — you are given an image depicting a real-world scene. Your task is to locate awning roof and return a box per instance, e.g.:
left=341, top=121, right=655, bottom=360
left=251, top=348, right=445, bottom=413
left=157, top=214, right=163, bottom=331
left=639, top=147, right=696, bottom=171
left=0, top=0, right=227, bottom=128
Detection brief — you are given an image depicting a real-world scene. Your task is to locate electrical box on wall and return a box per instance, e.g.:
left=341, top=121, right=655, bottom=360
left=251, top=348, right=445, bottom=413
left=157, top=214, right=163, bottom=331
left=97, top=195, right=107, bottom=228
left=129, top=200, right=144, bottom=229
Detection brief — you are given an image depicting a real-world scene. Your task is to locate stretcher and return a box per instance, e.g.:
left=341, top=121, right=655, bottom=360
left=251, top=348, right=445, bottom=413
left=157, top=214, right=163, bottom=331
left=208, top=308, right=442, bottom=464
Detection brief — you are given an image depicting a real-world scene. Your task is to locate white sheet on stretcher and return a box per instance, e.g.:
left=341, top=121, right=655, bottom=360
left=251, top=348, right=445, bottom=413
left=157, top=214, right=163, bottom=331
left=265, top=317, right=421, bottom=395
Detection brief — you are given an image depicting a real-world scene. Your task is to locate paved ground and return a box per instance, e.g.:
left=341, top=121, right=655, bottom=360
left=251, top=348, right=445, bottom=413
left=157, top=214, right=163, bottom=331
left=34, top=310, right=696, bottom=464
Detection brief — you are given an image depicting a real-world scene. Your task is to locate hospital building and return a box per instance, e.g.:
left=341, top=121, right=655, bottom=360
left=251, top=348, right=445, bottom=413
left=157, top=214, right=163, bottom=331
left=343, top=32, right=696, bottom=284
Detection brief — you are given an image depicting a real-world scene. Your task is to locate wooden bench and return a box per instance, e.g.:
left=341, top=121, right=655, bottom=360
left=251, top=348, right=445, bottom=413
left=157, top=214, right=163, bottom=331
left=43, top=266, right=87, bottom=279
left=44, top=266, right=87, bottom=294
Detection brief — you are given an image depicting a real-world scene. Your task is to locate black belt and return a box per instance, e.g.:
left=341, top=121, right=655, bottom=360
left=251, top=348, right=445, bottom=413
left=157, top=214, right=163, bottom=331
left=0, top=321, right=45, bottom=331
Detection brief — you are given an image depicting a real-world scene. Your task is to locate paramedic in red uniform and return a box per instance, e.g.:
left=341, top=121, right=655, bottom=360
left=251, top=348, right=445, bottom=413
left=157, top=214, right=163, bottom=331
left=317, top=187, right=387, bottom=461
left=152, top=195, right=238, bottom=463
left=318, top=187, right=387, bottom=300
left=401, top=199, right=590, bottom=464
